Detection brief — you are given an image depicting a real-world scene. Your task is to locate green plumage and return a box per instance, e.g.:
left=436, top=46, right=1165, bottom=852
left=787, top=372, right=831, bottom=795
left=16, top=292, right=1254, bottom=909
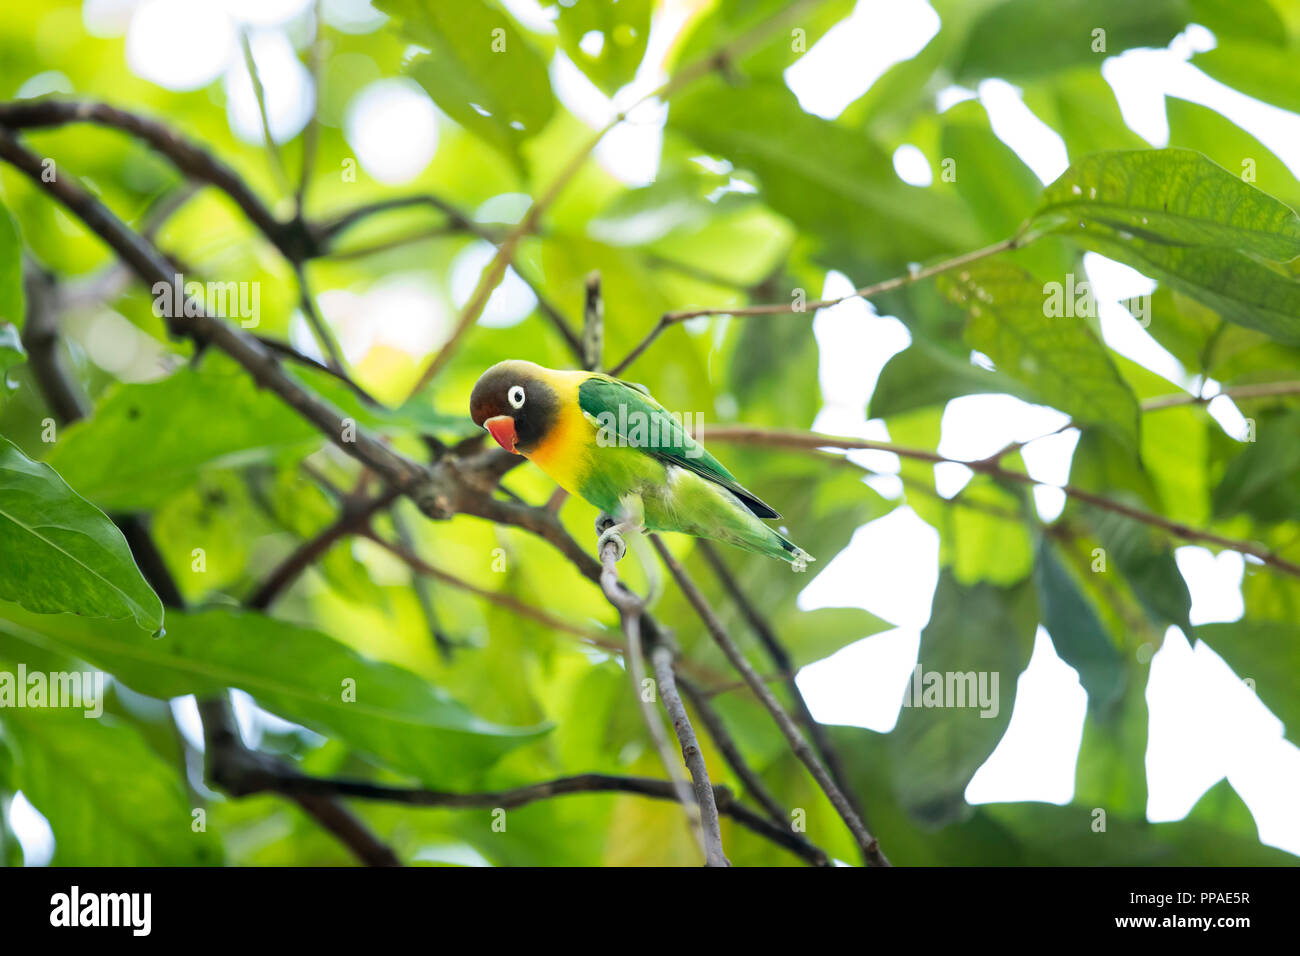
left=575, top=375, right=813, bottom=569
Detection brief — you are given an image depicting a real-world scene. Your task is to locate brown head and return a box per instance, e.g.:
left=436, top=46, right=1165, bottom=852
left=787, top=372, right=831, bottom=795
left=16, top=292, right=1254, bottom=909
left=469, top=360, right=562, bottom=455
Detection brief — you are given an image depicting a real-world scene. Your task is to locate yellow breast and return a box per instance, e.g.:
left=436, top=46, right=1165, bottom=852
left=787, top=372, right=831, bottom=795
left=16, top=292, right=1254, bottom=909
left=524, top=370, right=594, bottom=495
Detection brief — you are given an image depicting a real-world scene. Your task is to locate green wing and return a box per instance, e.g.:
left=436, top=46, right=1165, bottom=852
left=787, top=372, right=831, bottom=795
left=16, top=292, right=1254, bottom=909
left=578, top=375, right=780, bottom=519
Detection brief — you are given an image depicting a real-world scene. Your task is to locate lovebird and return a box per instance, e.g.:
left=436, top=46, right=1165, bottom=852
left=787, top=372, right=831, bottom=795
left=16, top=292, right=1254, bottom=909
left=469, top=360, right=814, bottom=570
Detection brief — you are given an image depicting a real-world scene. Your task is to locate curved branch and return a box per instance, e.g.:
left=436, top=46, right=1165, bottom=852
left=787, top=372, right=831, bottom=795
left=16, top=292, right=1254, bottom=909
left=233, top=768, right=828, bottom=866
left=611, top=235, right=1024, bottom=375
left=0, top=99, right=314, bottom=261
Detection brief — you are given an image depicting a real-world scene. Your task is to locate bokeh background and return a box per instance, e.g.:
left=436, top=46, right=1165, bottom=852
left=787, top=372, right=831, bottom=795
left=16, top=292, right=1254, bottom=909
left=0, top=0, right=1298, bottom=865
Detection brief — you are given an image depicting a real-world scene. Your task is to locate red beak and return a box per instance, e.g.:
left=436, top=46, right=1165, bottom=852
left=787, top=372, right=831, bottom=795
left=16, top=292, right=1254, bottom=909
left=484, top=415, right=519, bottom=454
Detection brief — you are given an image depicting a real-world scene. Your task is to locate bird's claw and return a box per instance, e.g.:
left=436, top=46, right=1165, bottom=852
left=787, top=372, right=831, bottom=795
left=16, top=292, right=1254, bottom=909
left=597, top=525, right=627, bottom=562
left=595, top=513, right=617, bottom=536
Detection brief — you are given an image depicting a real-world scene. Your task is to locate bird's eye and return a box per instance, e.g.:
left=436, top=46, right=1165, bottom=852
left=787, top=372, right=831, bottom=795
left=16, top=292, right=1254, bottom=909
left=507, top=385, right=526, bottom=409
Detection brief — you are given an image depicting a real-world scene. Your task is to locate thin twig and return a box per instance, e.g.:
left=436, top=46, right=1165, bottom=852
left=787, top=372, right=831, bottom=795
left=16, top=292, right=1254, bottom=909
left=239, top=28, right=292, bottom=196
left=248, top=486, right=400, bottom=610
left=200, top=697, right=399, bottom=866
left=295, top=0, right=324, bottom=216
left=293, top=260, right=346, bottom=373
left=402, top=0, right=825, bottom=399
left=583, top=271, right=603, bottom=371
left=228, top=766, right=828, bottom=866
left=651, top=534, right=890, bottom=867
left=611, top=235, right=1024, bottom=375
left=0, top=99, right=316, bottom=260
left=695, top=540, right=868, bottom=836
left=389, top=508, right=460, bottom=660
left=366, top=533, right=619, bottom=651
left=700, top=423, right=1300, bottom=579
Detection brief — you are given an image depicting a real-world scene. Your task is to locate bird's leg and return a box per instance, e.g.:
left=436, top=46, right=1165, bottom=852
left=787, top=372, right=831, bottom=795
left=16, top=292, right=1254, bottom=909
left=595, top=495, right=645, bottom=563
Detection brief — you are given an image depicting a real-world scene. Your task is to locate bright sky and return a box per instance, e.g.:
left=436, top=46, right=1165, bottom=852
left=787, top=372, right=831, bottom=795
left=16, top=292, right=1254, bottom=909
left=9, top=0, right=1298, bottom=863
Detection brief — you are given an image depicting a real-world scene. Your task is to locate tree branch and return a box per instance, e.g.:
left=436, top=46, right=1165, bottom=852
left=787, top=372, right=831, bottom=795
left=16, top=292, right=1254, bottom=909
left=650, top=534, right=890, bottom=867
left=611, top=235, right=1025, bottom=375
left=695, top=540, right=869, bottom=836
left=226, top=765, right=828, bottom=866
left=676, top=673, right=793, bottom=833
left=598, top=527, right=728, bottom=866
left=0, top=100, right=316, bottom=261
left=700, top=423, right=1300, bottom=579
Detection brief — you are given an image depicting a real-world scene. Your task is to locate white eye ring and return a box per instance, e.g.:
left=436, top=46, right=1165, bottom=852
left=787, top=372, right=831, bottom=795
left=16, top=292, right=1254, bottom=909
left=507, top=385, right=526, bottom=409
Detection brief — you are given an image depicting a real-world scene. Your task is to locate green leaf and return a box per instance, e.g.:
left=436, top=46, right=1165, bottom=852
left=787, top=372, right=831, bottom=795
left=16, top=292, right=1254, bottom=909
left=46, top=355, right=322, bottom=511
left=0, top=201, right=21, bottom=327
left=0, top=605, right=548, bottom=786
left=1165, top=96, right=1300, bottom=216
left=889, top=570, right=1038, bottom=825
left=0, top=322, right=25, bottom=382
left=1194, top=41, right=1300, bottom=116
left=670, top=0, right=856, bottom=80
left=669, top=77, right=982, bottom=271
left=1034, top=536, right=1125, bottom=717
left=1036, top=149, right=1300, bottom=261
left=869, top=339, right=1038, bottom=419
left=0, top=435, right=163, bottom=632
left=939, top=261, right=1141, bottom=449
left=1022, top=69, right=1149, bottom=160
left=954, top=0, right=1186, bottom=82
left=1188, top=0, right=1287, bottom=45
left=0, top=704, right=221, bottom=865
left=1088, top=508, right=1193, bottom=633
left=382, top=0, right=555, bottom=165
left=551, top=0, right=651, bottom=95
left=1211, top=409, right=1300, bottom=522
left=940, top=100, right=1042, bottom=240
left=1078, top=225, right=1300, bottom=345
left=1196, top=620, right=1300, bottom=744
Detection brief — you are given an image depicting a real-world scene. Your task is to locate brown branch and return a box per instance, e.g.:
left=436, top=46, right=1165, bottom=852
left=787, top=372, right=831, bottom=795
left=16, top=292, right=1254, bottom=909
left=583, top=271, right=604, bottom=371
left=0, top=99, right=316, bottom=261
left=695, top=540, right=869, bottom=836
left=676, top=673, right=793, bottom=833
left=292, top=260, right=345, bottom=373
left=227, top=766, right=828, bottom=866
left=651, top=534, right=890, bottom=867
left=249, top=486, right=400, bottom=610
left=200, top=698, right=399, bottom=866
left=1141, top=380, right=1300, bottom=411
left=364, top=533, right=619, bottom=652
left=700, top=423, right=1300, bottom=579
left=598, top=527, right=727, bottom=866
left=0, top=129, right=441, bottom=512
left=610, top=235, right=1024, bottom=375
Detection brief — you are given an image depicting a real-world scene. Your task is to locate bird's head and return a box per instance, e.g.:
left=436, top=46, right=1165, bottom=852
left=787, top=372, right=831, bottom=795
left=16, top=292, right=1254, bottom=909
left=469, top=360, right=560, bottom=455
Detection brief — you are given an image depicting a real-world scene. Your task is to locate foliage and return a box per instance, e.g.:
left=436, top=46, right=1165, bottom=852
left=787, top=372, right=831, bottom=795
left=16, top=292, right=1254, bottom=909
left=0, top=0, right=1297, bottom=867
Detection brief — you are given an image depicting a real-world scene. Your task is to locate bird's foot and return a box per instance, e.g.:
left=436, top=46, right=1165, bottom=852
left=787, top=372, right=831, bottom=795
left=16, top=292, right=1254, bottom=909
left=595, top=513, right=628, bottom=562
